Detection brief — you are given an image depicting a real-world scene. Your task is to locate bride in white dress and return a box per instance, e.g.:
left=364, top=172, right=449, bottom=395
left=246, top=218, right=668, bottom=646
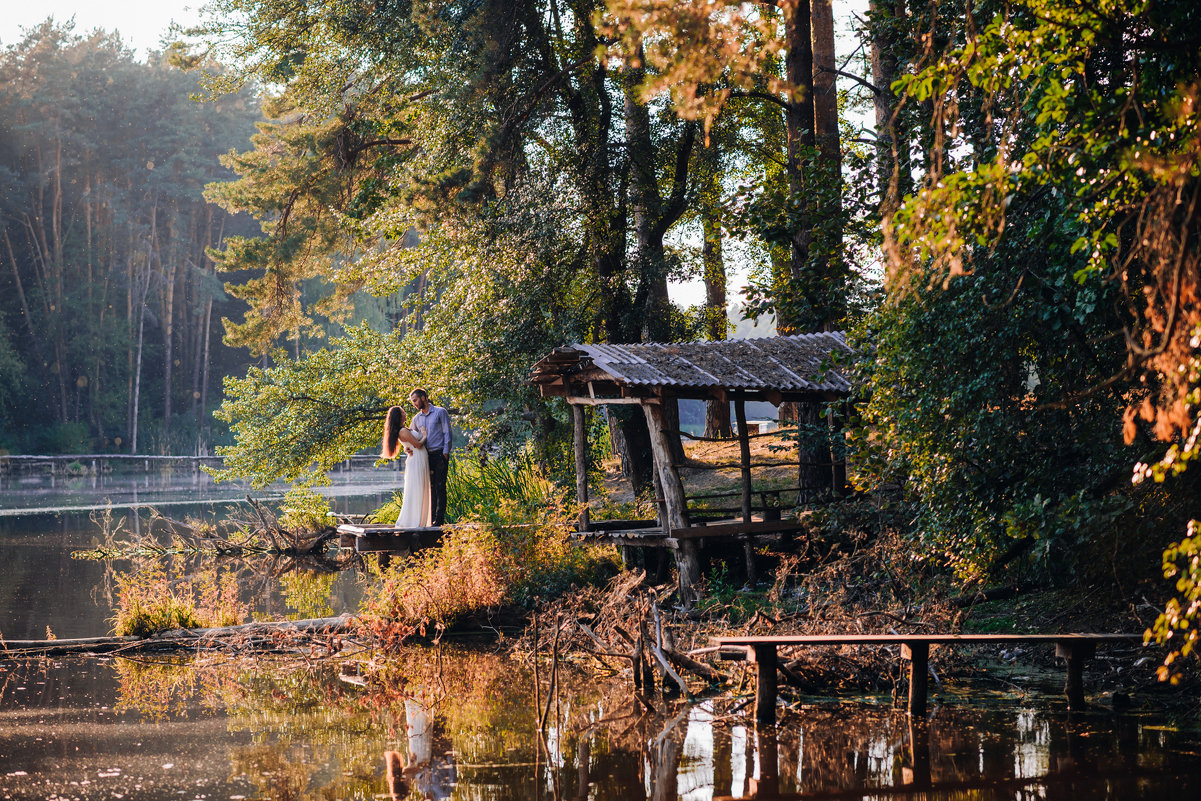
left=381, top=406, right=432, bottom=527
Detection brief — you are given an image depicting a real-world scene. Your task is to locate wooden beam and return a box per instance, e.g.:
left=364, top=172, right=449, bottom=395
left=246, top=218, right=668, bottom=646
left=1055, top=639, right=1096, bottom=709
left=573, top=404, right=590, bottom=532
left=749, top=643, right=778, bottom=724
left=670, top=519, right=803, bottom=540
left=734, top=397, right=756, bottom=583
left=902, top=641, right=930, bottom=716
left=564, top=395, right=644, bottom=405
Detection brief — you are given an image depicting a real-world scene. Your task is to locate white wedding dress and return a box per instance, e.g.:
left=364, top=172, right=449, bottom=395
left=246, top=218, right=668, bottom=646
left=396, top=429, right=432, bottom=528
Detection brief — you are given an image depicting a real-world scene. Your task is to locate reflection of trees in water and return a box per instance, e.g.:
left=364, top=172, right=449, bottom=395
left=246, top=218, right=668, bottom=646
left=105, top=649, right=1199, bottom=801
left=90, top=541, right=361, bottom=632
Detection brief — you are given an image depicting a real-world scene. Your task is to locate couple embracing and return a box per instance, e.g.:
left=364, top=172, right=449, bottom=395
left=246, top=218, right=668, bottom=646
left=381, top=389, right=453, bottom=528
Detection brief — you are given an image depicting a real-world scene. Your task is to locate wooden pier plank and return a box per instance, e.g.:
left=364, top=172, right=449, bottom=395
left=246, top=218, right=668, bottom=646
left=713, top=633, right=1140, bottom=646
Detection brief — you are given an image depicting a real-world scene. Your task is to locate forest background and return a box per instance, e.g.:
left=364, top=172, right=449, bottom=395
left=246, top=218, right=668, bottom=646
left=2, top=1, right=1201, bottom=661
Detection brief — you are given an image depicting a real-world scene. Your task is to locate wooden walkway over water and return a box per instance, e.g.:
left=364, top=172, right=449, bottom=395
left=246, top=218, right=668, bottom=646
left=712, top=633, right=1143, bottom=723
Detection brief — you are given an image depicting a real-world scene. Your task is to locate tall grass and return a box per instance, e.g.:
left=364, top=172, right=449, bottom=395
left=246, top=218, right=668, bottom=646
left=111, top=563, right=246, bottom=637
left=372, top=452, right=563, bottom=525
left=445, top=454, right=560, bottom=523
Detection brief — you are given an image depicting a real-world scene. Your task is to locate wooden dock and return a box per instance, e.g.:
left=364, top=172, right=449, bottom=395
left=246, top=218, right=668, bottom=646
left=335, top=523, right=444, bottom=553
left=712, top=633, right=1144, bottom=723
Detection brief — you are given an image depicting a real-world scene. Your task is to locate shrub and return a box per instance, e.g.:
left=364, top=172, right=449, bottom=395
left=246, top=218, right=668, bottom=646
left=278, top=486, right=333, bottom=534
left=360, top=466, right=619, bottom=636
left=112, top=563, right=246, bottom=636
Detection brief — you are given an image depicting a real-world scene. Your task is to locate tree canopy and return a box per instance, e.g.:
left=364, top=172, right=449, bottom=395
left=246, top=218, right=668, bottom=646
left=164, top=0, right=1201, bottom=665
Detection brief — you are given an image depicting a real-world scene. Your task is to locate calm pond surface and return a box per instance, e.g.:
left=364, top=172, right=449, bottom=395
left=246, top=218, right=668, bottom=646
left=0, top=466, right=399, bottom=640
left=2, top=469, right=1201, bottom=800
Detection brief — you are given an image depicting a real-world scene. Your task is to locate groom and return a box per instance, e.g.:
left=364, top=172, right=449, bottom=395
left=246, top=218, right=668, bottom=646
left=409, top=388, right=452, bottom=526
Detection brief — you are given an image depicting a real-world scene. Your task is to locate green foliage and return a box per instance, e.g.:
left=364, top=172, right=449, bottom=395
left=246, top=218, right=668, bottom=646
left=856, top=193, right=1134, bottom=581
left=208, top=325, right=405, bottom=485
left=1149, top=520, right=1201, bottom=683
left=866, top=0, right=1201, bottom=682
left=278, top=486, right=334, bottom=534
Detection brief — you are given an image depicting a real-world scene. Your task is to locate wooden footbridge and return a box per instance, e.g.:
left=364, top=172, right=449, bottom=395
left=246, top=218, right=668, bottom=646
left=335, top=523, right=445, bottom=553
left=711, top=632, right=1143, bottom=723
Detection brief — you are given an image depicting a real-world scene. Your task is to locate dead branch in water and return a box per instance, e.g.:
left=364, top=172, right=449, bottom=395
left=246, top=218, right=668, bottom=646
left=80, top=499, right=339, bottom=559
left=515, top=571, right=728, bottom=699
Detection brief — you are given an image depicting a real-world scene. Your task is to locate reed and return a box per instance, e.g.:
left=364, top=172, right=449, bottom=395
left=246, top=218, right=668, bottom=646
left=111, top=563, right=246, bottom=637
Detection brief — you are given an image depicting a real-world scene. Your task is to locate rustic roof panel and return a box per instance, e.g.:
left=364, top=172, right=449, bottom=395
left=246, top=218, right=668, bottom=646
left=531, top=333, right=852, bottom=395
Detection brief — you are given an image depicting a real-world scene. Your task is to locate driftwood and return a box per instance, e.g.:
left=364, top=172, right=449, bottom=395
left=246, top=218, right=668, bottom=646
left=86, top=500, right=338, bottom=559
left=0, top=615, right=356, bottom=657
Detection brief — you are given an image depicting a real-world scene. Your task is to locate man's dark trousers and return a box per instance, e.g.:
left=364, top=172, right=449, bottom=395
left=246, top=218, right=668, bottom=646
left=428, top=449, right=448, bottom=526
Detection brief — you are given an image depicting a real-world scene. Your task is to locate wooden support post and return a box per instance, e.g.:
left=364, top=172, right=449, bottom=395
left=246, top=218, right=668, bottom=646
left=734, top=397, right=756, bottom=584
left=901, top=641, right=929, bottom=716
left=572, top=403, right=590, bottom=532
left=643, top=401, right=699, bottom=604
left=749, top=644, right=778, bottom=725
left=828, top=403, right=847, bottom=496
left=1055, top=640, right=1096, bottom=710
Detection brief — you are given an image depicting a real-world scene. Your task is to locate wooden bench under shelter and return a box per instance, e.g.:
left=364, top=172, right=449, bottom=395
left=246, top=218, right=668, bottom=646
left=529, top=333, right=853, bottom=603
left=711, top=633, right=1143, bottom=724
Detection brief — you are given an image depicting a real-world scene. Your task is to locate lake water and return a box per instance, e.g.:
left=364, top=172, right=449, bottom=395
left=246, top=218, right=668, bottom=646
left=2, top=467, right=1201, bottom=800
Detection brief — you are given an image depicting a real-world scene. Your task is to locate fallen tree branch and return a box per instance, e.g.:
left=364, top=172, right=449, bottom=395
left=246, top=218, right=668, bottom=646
left=1, top=615, right=356, bottom=657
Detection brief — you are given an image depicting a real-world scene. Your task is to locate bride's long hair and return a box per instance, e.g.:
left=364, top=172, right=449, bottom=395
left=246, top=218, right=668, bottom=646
left=381, top=405, right=406, bottom=459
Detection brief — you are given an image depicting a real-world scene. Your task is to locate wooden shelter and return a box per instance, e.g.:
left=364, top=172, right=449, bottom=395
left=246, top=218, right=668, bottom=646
left=530, top=333, right=853, bottom=602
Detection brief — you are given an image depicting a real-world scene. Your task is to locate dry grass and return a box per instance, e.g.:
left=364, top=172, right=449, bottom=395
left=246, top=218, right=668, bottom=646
left=359, top=499, right=620, bottom=644
left=112, top=563, right=247, bottom=637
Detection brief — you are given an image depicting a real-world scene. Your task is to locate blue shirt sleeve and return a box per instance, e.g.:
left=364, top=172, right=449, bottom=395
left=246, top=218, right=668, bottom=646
left=439, top=407, right=452, bottom=453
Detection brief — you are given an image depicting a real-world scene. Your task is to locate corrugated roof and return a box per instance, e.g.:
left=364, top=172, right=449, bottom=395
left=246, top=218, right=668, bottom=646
left=531, top=333, right=852, bottom=394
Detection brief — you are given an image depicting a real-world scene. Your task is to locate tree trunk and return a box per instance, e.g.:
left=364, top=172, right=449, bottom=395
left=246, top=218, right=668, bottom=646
left=701, top=143, right=732, bottom=439
left=161, top=218, right=177, bottom=449
left=811, top=0, right=845, bottom=330
left=610, top=406, right=655, bottom=498
left=623, top=66, right=672, bottom=343
left=870, top=0, right=905, bottom=204
left=795, top=400, right=831, bottom=501
left=811, top=0, right=840, bottom=164
left=131, top=296, right=147, bottom=455
left=781, top=0, right=816, bottom=335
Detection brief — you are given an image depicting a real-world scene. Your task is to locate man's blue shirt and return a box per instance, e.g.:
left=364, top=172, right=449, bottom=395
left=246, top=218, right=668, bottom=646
left=415, top=405, right=452, bottom=453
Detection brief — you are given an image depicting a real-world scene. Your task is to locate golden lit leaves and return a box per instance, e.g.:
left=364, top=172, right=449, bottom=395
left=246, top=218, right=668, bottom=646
left=601, top=0, right=796, bottom=139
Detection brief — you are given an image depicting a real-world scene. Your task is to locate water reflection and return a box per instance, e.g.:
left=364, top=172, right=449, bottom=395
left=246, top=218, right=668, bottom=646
left=0, top=470, right=395, bottom=639
left=0, top=462, right=399, bottom=515
left=4, top=648, right=1198, bottom=800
